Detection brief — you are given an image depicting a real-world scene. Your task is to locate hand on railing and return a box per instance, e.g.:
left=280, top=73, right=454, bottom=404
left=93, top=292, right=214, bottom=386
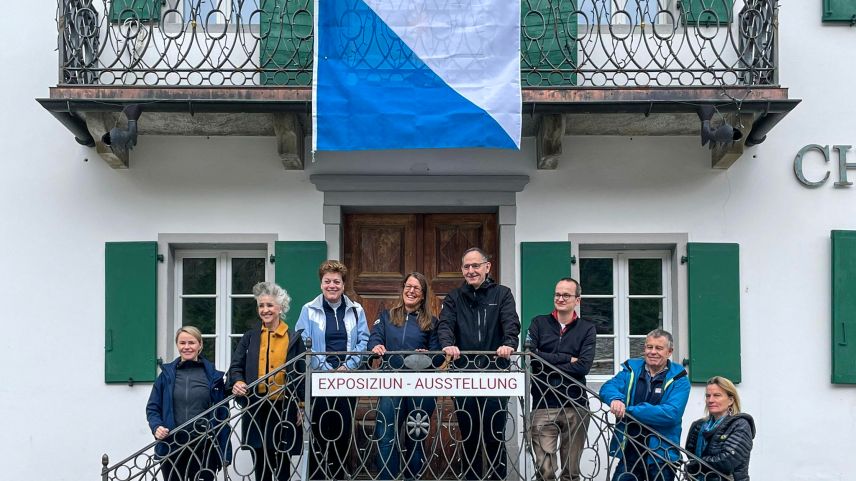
left=231, top=380, right=248, bottom=396
left=609, top=399, right=627, bottom=419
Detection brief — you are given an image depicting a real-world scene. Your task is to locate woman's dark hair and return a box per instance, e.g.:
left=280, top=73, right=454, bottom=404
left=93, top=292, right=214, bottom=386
left=389, top=272, right=437, bottom=332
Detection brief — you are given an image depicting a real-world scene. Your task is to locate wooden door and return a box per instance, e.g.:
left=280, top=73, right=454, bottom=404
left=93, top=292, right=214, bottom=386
left=344, top=213, right=498, bottom=324
left=342, top=212, right=498, bottom=478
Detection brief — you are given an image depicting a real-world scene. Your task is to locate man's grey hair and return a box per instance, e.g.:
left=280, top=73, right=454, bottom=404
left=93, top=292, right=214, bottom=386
left=461, top=247, right=490, bottom=263
left=646, top=328, right=673, bottom=349
left=253, top=281, right=291, bottom=319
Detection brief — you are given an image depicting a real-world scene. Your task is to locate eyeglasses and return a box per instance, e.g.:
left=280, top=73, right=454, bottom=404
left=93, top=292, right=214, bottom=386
left=461, top=262, right=488, bottom=270
left=403, top=284, right=423, bottom=292
left=554, top=293, right=578, bottom=300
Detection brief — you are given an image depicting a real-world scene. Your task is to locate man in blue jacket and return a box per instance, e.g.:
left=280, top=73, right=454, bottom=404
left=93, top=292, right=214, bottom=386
left=599, top=329, right=689, bottom=481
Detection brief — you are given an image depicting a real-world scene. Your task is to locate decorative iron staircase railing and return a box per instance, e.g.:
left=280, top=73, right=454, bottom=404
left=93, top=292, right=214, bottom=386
left=102, top=347, right=733, bottom=481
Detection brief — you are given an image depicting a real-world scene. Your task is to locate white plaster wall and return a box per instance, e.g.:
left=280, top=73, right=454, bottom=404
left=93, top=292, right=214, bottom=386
left=0, top=4, right=321, bottom=478
left=2, top=2, right=854, bottom=481
left=515, top=3, right=856, bottom=479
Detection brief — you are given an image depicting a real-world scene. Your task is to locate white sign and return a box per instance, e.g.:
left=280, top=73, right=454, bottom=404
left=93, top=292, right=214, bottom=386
left=311, top=372, right=525, bottom=397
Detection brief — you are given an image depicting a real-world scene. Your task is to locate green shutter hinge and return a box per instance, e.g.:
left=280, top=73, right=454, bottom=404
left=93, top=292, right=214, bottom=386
left=269, top=254, right=276, bottom=264
left=570, top=255, right=577, bottom=265
left=682, top=358, right=690, bottom=367
left=127, top=377, right=135, bottom=387
left=680, top=255, right=688, bottom=264
left=157, top=254, right=164, bottom=263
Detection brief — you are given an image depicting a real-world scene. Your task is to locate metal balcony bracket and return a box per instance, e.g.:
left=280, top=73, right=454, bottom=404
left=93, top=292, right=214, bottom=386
left=274, top=113, right=305, bottom=170
left=711, top=112, right=756, bottom=170
left=84, top=112, right=129, bottom=169
left=536, top=114, right=565, bottom=170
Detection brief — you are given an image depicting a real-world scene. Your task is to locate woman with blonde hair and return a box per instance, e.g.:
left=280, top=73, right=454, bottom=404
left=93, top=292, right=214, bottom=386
left=684, top=376, right=756, bottom=481
left=146, top=326, right=231, bottom=481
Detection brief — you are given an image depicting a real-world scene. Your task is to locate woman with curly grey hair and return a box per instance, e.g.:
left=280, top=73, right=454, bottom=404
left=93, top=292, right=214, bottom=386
left=228, top=281, right=306, bottom=481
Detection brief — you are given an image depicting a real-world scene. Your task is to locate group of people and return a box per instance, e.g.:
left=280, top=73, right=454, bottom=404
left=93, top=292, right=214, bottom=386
left=527, top=275, right=755, bottom=481
left=145, top=247, right=755, bottom=481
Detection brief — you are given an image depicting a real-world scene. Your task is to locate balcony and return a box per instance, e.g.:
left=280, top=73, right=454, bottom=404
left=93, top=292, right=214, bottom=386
left=39, top=0, right=798, bottom=169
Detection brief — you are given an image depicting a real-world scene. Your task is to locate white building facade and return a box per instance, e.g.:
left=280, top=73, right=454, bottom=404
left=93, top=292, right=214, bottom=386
left=2, top=1, right=854, bottom=480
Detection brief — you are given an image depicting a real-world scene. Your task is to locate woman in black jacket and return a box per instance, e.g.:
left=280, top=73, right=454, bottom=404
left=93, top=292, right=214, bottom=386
left=684, top=376, right=755, bottom=481
left=228, top=282, right=306, bottom=481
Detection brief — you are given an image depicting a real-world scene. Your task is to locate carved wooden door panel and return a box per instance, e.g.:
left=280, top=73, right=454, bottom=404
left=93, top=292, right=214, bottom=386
left=343, top=212, right=499, bottom=479
left=343, top=213, right=420, bottom=325
left=423, top=213, right=499, bottom=297
left=344, top=213, right=499, bottom=322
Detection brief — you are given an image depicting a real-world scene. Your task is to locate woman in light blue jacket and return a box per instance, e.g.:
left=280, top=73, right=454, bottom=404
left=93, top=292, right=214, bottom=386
left=295, top=259, right=369, bottom=480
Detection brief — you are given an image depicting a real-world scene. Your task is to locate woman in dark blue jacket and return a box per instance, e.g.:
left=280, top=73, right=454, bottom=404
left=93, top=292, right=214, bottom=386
left=368, top=272, right=440, bottom=480
left=684, top=376, right=755, bottom=481
left=146, top=326, right=231, bottom=481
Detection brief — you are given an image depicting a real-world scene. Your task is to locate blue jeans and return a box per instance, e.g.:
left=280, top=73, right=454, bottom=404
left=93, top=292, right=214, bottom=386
left=375, top=396, right=436, bottom=480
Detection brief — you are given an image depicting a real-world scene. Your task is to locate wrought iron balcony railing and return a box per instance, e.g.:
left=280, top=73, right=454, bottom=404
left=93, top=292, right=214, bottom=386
left=60, top=0, right=776, bottom=89
left=104, top=349, right=734, bottom=481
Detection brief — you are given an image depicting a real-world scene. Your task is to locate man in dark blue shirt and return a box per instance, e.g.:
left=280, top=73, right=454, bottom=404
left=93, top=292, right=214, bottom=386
left=527, top=277, right=596, bottom=481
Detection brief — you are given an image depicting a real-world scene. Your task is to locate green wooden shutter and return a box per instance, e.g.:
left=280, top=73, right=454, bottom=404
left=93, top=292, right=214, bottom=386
left=822, top=0, right=856, bottom=23
left=679, top=0, right=733, bottom=26
left=259, top=0, right=314, bottom=86
left=274, top=241, right=327, bottom=330
left=687, top=242, right=741, bottom=383
left=109, top=0, right=162, bottom=23
left=521, top=1, right=578, bottom=86
left=831, top=231, right=856, bottom=384
left=105, top=242, right=158, bottom=383
left=520, top=242, right=572, bottom=347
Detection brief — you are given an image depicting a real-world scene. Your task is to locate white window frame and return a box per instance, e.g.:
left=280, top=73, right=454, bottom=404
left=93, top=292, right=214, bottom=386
left=582, top=250, right=672, bottom=379
left=160, top=0, right=263, bottom=29
left=576, top=0, right=681, bottom=27
left=174, top=249, right=267, bottom=370
left=156, top=234, right=277, bottom=370
left=569, top=233, right=688, bottom=382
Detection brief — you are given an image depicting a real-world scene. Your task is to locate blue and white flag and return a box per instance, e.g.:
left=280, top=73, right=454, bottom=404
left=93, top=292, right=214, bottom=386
left=312, top=0, right=521, bottom=151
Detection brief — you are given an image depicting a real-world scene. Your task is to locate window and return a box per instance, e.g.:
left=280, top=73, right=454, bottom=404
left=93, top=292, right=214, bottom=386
left=160, top=0, right=258, bottom=25
left=576, top=0, right=674, bottom=26
left=175, top=250, right=267, bottom=370
left=579, top=250, right=672, bottom=377
left=189, top=0, right=257, bottom=24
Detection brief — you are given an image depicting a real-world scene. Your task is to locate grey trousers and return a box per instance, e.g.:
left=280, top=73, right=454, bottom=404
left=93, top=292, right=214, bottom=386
left=530, top=406, right=590, bottom=481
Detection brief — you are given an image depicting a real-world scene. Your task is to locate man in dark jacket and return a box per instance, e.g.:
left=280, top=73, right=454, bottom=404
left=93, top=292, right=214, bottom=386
left=527, top=277, right=596, bottom=481
left=437, top=247, right=521, bottom=481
